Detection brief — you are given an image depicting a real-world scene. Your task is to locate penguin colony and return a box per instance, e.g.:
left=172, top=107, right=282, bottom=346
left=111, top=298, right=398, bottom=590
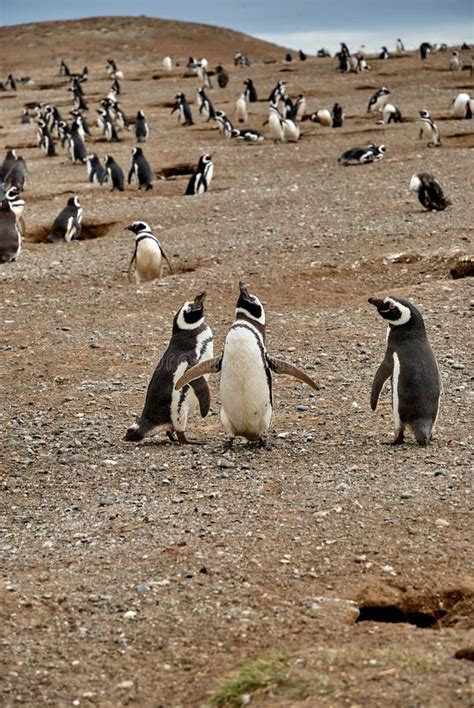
left=0, top=36, right=469, bottom=447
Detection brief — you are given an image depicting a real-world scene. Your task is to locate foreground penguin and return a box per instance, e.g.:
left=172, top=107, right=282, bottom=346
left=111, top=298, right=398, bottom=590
left=451, top=92, right=473, bottom=119
left=419, top=109, right=441, bottom=147
left=368, top=296, right=441, bottom=446
left=409, top=172, right=450, bottom=211
left=128, top=147, right=153, bottom=190
left=0, top=186, right=24, bottom=262
left=124, top=292, right=213, bottom=444
left=47, top=196, right=82, bottom=242
left=125, top=221, right=173, bottom=284
left=175, top=282, right=320, bottom=450
left=185, top=153, right=214, bottom=195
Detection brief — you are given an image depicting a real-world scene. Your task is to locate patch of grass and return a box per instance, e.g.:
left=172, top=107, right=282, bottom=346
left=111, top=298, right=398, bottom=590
left=281, top=674, right=339, bottom=699
left=207, top=651, right=290, bottom=707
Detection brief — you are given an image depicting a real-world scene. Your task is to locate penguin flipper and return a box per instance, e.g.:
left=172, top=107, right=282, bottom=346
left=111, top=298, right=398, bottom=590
left=160, top=247, right=173, bottom=274
left=175, top=356, right=222, bottom=390
left=189, top=377, right=211, bottom=417
left=370, top=357, right=393, bottom=410
left=267, top=357, right=320, bottom=391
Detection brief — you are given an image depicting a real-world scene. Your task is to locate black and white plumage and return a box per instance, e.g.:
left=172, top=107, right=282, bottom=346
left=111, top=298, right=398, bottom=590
left=175, top=282, right=319, bottom=450
left=4, top=156, right=28, bottom=191
left=419, top=109, right=441, bottom=147
left=216, top=65, right=229, bottom=88
left=450, top=51, right=463, bottom=71
left=37, top=119, right=56, bottom=156
left=124, top=292, right=213, bottom=445
left=86, top=154, right=107, bottom=185
left=215, top=110, right=234, bottom=138
left=197, top=88, right=215, bottom=121
left=299, top=49, right=307, bottom=61
left=268, top=80, right=286, bottom=104
left=70, top=110, right=91, bottom=140
left=0, top=186, right=24, bottom=262
left=381, top=104, right=402, bottom=124
left=128, top=147, right=153, bottom=190
left=21, top=109, right=30, bottom=124
left=185, top=154, right=214, bottom=195
left=125, top=221, right=173, bottom=284
left=332, top=103, right=344, bottom=128
left=67, top=122, right=87, bottom=163
left=367, top=86, right=391, bottom=114
left=396, top=38, right=405, bottom=52
left=0, top=150, right=17, bottom=182
left=409, top=173, right=450, bottom=211
left=338, top=143, right=386, bottom=165
left=105, top=155, right=125, bottom=191
left=268, top=103, right=300, bottom=142
left=420, top=42, right=432, bottom=60
left=135, top=110, right=149, bottom=143
left=379, top=46, right=389, bottom=60
left=47, top=196, right=82, bottom=243
left=171, top=92, right=194, bottom=126
left=311, top=109, right=333, bottom=127
left=294, top=94, right=306, bottom=121
left=451, top=92, right=473, bottom=119
left=243, top=78, right=258, bottom=103
left=231, top=127, right=264, bottom=142
left=368, top=296, right=441, bottom=446
left=235, top=93, right=248, bottom=123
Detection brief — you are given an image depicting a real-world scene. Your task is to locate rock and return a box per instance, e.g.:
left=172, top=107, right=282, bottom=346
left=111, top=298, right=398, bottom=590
left=435, top=518, right=450, bottom=528
left=297, top=405, right=309, bottom=412
left=99, top=496, right=114, bottom=507
left=217, top=458, right=235, bottom=469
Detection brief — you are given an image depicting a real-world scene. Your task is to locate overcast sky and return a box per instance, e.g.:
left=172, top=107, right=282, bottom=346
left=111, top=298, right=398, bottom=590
left=1, top=1, right=472, bottom=52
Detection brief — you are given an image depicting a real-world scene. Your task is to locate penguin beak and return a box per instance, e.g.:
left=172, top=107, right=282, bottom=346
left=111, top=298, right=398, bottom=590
left=124, top=224, right=133, bottom=232
left=368, top=297, right=384, bottom=309
left=239, top=281, right=251, bottom=300
left=191, top=292, right=206, bottom=310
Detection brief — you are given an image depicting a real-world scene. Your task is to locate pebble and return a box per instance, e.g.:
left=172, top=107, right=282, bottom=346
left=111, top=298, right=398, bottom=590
left=99, top=496, right=114, bottom=507
left=435, top=518, right=450, bottom=528
left=297, top=405, right=309, bottom=412
left=400, top=491, right=413, bottom=499
left=217, top=458, right=235, bottom=469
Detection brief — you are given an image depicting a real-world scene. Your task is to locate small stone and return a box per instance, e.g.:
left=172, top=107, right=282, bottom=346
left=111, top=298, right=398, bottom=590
left=99, top=496, right=114, bottom=507
left=117, top=680, right=134, bottom=689
left=400, top=491, right=412, bottom=499
left=450, top=362, right=464, bottom=370
left=217, top=458, right=235, bottom=469
left=123, top=610, right=137, bottom=620
left=297, top=405, right=309, bottom=412
left=435, top=518, right=450, bottom=528
left=136, top=582, right=150, bottom=593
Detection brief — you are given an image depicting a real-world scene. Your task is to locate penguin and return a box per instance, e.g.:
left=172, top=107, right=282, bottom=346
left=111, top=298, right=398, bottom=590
left=125, top=221, right=173, bottom=284
left=338, top=144, right=386, bottom=165
left=0, top=150, right=17, bottom=182
left=367, top=87, right=391, bottom=114
left=409, top=172, right=450, bottom=211
left=67, top=122, right=87, bottom=163
left=98, top=110, right=120, bottom=142
left=185, top=154, right=214, bottom=195
left=332, top=102, right=344, bottom=128
left=450, top=51, right=463, bottom=71
left=420, top=42, right=432, bottom=60
left=171, top=93, right=194, bottom=126
left=235, top=93, right=248, bottom=123
left=299, top=49, right=307, bottom=61
left=124, top=292, right=213, bottom=445
left=70, top=109, right=91, bottom=140
left=4, top=156, right=28, bottom=191
left=285, top=53, right=293, bottom=62
left=379, top=46, right=389, bottom=60
left=197, top=88, right=216, bottom=121
left=451, top=92, right=473, bottom=119
left=135, top=110, right=149, bottom=143
left=6, top=73, right=17, bottom=91
left=128, top=147, right=153, bottom=190
left=282, top=114, right=300, bottom=142
left=175, top=282, right=320, bottom=450
left=243, top=78, right=258, bottom=103
left=47, top=196, right=82, bottom=243
left=311, top=109, right=332, bottom=127
left=21, top=109, right=30, bottom=124
left=197, top=66, right=212, bottom=89
left=231, top=128, right=264, bottom=142
left=381, top=103, right=402, bottom=124
left=368, top=296, right=441, bottom=446
left=37, top=120, right=56, bottom=156
left=234, top=52, right=250, bottom=67
left=294, top=94, right=306, bottom=121
left=86, top=153, right=107, bottom=185
left=110, top=78, right=121, bottom=96
left=59, top=59, right=70, bottom=76
left=0, top=187, right=24, bottom=262
left=419, top=109, right=441, bottom=147
left=396, top=38, right=405, bottom=53
left=163, top=56, right=172, bottom=71
left=268, top=103, right=285, bottom=141
left=105, top=155, right=125, bottom=191
left=215, top=110, right=234, bottom=138
left=216, top=65, right=229, bottom=88
left=268, top=80, right=286, bottom=104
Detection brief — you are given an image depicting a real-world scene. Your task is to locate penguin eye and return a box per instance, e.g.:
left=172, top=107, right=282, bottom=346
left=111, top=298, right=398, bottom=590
left=388, top=301, right=396, bottom=309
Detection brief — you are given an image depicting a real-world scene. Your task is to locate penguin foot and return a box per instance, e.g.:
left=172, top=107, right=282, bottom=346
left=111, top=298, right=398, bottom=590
left=124, top=425, right=144, bottom=442
left=166, top=431, right=178, bottom=443
left=223, top=437, right=234, bottom=452
left=258, top=437, right=267, bottom=449
left=176, top=431, right=205, bottom=445
left=387, top=429, right=405, bottom=445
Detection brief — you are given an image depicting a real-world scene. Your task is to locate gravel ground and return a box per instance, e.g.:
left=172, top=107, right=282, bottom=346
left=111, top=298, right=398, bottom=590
left=1, top=17, right=473, bottom=708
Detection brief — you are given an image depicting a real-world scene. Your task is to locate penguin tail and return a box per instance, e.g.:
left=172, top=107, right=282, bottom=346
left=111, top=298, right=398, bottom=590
left=411, top=419, right=433, bottom=446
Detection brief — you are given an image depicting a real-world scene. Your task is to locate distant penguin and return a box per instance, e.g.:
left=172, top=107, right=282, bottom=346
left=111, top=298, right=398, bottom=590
left=128, top=147, right=153, bottom=190
left=451, top=92, right=473, bottom=118
left=409, top=172, right=450, bottom=211
left=368, top=296, right=441, bottom=446
left=68, top=122, right=87, bottom=163
left=171, top=92, right=194, bottom=125
left=419, top=109, right=441, bottom=147
left=244, top=78, right=258, bottom=102
left=47, top=196, right=82, bottom=243
left=163, top=56, right=172, bottom=71
left=379, top=46, right=389, bottom=60
left=268, top=80, right=286, bottom=104
left=37, top=120, right=56, bottom=156
left=175, top=282, right=319, bottom=450
left=86, top=153, right=107, bottom=184
left=299, top=49, right=307, bottom=61
left=450, top=51, right=463, bottom=71
left=105, top=155, right=125, bottom=191
left=382, top=103, right=402, bottom=124
left=235, top=93, right=248, bottom=123
left=59, top=59, right=70, bottom=76
left=367, top=86, right=391, bottom=113
left=231, top=127, right=264, bottom=142
left=185, top=154, right=214, bottom=195
left=294, top=94, right=306, bottom=121
left=285, top=53, right=293, bottom=62
left=70, top=109, right=91, bottom=140
left=216, top=65, right=229, bottom=88
left=215, top=110, right=234, bottom=138
left=0, top=150, right=17, bottom=182
left=268, top=103, right=285, bottom=141
left=125, top=221, right=173, bottom=284
left=4, top=155, right=28, bottom=191
left=124, top=292, right=213, bottom=445
left=311, top=108, right=332, bottom=127
left=420, top=42, right=432, bottom=60
left=0, top=187, right=24, bottom=262
left=338, top=143, right=386, bottom=165
left=135, top=110, right=149, bottom=143
left=332, top=102, right=344, bottom=128
left=21, top=109, right=30, bottom=124
left=396, top=38, right=405, bottom=52
left=197, top=87, right=216, bottom=121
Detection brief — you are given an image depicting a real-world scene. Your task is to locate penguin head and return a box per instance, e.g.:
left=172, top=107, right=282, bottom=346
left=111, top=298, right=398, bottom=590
left=199, top=153, right=212, bottom=167
left=419, top=109, right=430, bottom=119
left=137, top=110, right=145, bottom=119
left=236, top=282, right=265, bottom=325
left=67, top=195, right=81, bottom=209
left=368, top=296, right=422, bottom=328
left=380, top=86, right=390, bottom=95
left=125, top=221, right=152, bottom=235
left=132, top=147, right=143, bottom=157
left=174, top=292, right=207, bottom=332
left=6, top=186, right=25, bottom=216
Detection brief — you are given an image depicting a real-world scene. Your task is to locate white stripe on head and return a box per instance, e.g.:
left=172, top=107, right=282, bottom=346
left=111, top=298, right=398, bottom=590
left=384, top=297, right=411, bottom=325
left=176, top=302, right=205, bottom=330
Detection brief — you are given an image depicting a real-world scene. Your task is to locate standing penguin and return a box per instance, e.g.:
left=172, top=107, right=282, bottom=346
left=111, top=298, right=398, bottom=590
left=368, top=296, right=441, bottom=446
left=367, top=86, right=391, bottom=114
left=216, top=65, right=229, bottom=88
left=124, top=292, right=213, bottom=444
left=85, top=153, right=107, bottom=184
left=67, top=122, right=87, bottom=163
left=381, top=104, right=402, bottom=124
left=409, top=172, right=450, bottom=211
left=197, top=87, right=216, bottom=121
left=396, top=38, right=405, bottom=52
left=105, top=155, right=125, bottom=191
left=171, top=92, right=194, bottom=125
left=4, top=155, right=28, bottom=191
left=419, top=109, right=441, bottom=147
left=332, top=102, right=344, bottom=128
left=243, top=78, right=258, bottom=102
left=0, top=187, right=24, bottom=262
left=163, top=56, right=172, bottom=71
left=450, top=51, right=463, bottom=71
left=294, top=94, right=306, bottom=121
left=451, top=92, right=473, bottom=119
left=125, top=221, right=173, bottom=284
left=235, top=93, right=248, bottom=123
left=268, top=102, right=285, bottom=141
left=0, top=150, right=17, bottom=182
left=128, top=147, right=153, bottom=190
left=175, top=282, right=320, bottom=450
left=135, top=110, right=149, bottom=143
left=21, top=109, right=31, bottom=124
left=46, top=196, right=82, bottom=243
left=185, top=154, right=214, bottom=195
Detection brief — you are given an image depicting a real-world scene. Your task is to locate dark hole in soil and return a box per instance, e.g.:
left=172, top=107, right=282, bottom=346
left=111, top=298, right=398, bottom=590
left=80, top=221, right=121, bottom=240
left=356, top=605, right=446, bottom=628
left=450, top=258, right=474, bottom=279
left=157, top=163, right=195, bottom=179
